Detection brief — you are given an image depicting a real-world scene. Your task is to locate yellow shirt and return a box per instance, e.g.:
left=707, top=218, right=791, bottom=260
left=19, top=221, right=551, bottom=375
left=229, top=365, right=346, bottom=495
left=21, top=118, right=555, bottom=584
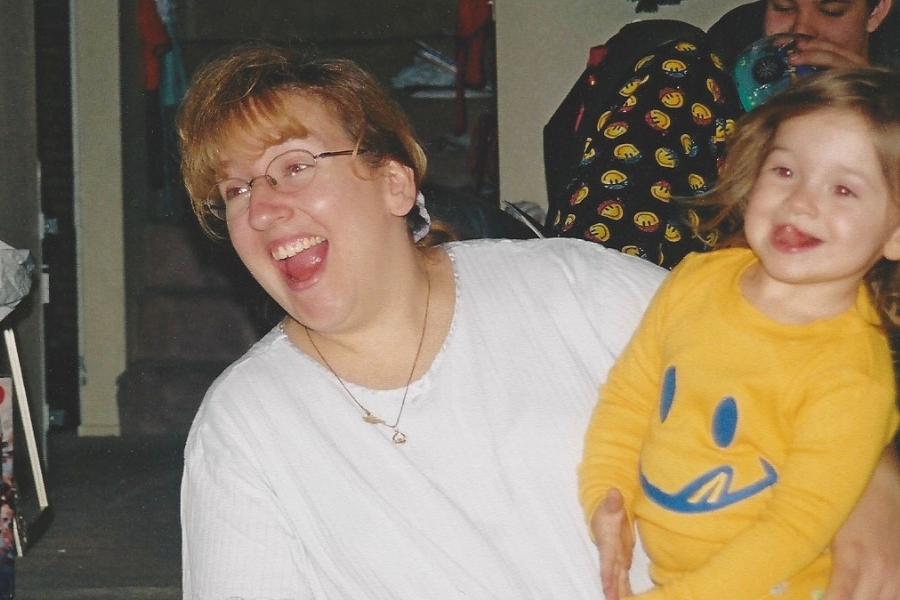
left=580, top=248, right=899, bottom=600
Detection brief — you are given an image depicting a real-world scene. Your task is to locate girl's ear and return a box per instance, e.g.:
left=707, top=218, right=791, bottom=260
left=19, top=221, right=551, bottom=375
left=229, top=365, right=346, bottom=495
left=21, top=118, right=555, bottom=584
left=382, top=159, right=417, bottom=218
left=867, top=0, right=893, bottom=33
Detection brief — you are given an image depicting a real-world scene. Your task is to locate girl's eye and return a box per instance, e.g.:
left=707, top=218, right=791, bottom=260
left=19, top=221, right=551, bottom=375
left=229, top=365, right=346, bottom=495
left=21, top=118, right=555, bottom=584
left=835, top=185, right=855, bottom=198
left=774, top=166, right=792, bottom=178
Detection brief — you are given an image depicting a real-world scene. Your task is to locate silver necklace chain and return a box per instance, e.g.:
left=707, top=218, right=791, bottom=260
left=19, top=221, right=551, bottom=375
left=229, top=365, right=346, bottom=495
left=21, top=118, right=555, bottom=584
left=304, top=269, right=431, bottom=445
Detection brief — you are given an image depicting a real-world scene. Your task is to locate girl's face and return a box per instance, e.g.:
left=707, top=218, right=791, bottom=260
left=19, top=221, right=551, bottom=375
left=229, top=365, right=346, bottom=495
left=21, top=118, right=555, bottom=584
left=743, top=109, right=900, bottom=294
left=764, top=0, right=886, bottom=58
left=220, top=96, right=417, bottom=334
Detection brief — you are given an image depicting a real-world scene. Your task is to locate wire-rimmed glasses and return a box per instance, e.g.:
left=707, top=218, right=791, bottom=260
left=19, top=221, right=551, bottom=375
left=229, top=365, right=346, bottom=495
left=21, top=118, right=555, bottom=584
left=205, top=148, right=363, bottom=220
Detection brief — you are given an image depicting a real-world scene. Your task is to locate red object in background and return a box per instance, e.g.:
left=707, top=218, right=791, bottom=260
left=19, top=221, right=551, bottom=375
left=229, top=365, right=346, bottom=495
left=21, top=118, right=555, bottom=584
left=455, top=0, right=491, bottom=88
left=137, top=0, right=170, bottom=91
left=454, top=0, right=493, bottom=136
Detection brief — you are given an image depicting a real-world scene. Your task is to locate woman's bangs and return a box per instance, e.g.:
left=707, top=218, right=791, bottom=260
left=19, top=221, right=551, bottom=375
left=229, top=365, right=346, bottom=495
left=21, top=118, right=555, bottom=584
left=205, top=92, right=312, bottom=176
left=233, top=92, right=310, bottom=146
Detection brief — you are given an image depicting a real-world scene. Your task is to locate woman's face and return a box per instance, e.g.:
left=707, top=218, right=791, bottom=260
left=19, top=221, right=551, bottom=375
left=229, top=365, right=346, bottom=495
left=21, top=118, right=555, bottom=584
left=220, top=96, right=417, bottom=334
left=764, top=0, right=886, bottom=58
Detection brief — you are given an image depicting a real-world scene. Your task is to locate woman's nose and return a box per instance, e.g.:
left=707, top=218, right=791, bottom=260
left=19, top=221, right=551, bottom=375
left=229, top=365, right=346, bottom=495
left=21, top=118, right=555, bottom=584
left=246, top=178, right=291, bottom=229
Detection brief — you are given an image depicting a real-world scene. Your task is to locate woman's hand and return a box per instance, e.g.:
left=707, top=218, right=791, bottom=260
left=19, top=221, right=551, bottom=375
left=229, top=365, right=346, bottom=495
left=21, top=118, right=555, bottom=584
left=591, top=488, right=635, bottom=600
left=824, top=446, right=900, bottom=600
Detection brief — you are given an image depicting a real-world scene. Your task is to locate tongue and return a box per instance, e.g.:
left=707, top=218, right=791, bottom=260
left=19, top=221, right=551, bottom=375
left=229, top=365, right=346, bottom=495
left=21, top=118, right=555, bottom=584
left=775, top=225, right=815, bottom=248
left=282, top=242, right=327, bottom=282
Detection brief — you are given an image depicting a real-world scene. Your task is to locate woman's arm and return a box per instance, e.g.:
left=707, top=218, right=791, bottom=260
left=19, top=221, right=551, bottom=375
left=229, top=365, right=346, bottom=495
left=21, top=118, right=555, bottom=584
left=181, top=413, right=313, bottom=599
left=825, top=446, right=900, bottom=600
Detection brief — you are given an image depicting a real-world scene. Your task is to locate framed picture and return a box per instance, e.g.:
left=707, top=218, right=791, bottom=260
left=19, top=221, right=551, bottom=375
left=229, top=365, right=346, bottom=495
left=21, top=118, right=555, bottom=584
left=2, top=330, right=50, bottom=561
left=0, top=377, right=15, bottom=599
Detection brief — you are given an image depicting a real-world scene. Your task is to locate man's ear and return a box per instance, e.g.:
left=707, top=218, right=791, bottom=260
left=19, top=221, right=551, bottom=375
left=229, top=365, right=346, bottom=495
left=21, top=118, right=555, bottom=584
left=867, top=0, right=893, bottom=33
left=382, top=159, right=418, bottom=218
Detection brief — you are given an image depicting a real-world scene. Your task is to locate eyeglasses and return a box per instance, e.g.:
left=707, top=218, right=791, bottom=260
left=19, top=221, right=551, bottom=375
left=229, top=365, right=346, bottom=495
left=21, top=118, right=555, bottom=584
left=205, top=148, right=363, bottom=221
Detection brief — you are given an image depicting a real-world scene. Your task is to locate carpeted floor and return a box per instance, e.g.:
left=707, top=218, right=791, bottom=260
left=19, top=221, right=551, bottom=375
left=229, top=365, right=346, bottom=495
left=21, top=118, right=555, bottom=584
left=13, top=433, right=184, bottom=600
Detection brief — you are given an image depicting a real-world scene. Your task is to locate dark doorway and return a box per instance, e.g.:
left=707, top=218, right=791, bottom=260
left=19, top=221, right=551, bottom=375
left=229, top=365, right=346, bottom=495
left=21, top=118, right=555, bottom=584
left=35, top=0, right=79, bottom=431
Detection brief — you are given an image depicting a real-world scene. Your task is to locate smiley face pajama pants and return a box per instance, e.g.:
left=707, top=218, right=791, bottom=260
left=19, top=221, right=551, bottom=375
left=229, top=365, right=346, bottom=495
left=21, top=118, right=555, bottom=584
left=548, top=39, right=743, bottom=270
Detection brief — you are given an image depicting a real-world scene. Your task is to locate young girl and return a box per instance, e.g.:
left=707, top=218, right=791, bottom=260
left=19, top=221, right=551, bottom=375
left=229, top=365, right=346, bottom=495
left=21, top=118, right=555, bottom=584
left=579, top=68, right=900, bottom=600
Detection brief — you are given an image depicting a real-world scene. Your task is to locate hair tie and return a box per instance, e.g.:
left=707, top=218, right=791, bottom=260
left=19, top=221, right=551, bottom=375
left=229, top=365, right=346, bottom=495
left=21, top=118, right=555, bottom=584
left=412, top=191, right=432, bottom=242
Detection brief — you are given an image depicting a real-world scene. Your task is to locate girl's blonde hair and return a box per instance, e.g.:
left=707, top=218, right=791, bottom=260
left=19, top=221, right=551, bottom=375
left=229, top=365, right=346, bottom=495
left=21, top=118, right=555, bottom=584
left=177, top=42, right=454, bottom=246
left=698, top=67, right=900, bottom=327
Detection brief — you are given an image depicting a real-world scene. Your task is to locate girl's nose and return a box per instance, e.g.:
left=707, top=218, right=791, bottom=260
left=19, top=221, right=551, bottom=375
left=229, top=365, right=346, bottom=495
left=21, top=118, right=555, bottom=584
left=784, top=186, right=818, bottom=216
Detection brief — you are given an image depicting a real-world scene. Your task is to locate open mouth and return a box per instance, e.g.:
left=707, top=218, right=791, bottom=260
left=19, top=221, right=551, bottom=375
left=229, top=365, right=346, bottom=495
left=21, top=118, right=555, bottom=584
left=271, top=236, right=325, bottom=260
left=272, top=236, right=327, bottom=282
left=772, top=224, right=820, bottom=251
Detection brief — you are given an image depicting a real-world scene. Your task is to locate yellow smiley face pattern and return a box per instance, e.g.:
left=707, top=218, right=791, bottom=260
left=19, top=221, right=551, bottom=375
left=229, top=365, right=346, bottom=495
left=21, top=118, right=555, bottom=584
left=549, top=38, right=742, bottom=269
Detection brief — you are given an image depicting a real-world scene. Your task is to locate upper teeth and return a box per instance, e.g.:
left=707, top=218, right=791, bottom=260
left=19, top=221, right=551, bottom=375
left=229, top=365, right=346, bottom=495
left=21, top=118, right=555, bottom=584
left=272, top=236, right=325, bottom=260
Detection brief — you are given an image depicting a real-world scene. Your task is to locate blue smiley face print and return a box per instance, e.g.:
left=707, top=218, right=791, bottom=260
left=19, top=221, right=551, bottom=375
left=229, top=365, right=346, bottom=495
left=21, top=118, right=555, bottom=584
left=640, top=366, right=778, bottom=513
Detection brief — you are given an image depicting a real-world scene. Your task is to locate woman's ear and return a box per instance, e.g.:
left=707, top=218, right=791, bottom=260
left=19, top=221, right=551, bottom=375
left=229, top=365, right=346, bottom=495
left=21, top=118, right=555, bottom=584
left=867, top=0, right=893, bottom=33
left=382, top=159, right=418, bottom=218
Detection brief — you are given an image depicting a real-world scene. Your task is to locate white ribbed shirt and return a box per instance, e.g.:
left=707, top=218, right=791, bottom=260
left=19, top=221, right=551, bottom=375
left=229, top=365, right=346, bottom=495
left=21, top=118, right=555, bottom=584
left=181, top=237, right=663, bottom=600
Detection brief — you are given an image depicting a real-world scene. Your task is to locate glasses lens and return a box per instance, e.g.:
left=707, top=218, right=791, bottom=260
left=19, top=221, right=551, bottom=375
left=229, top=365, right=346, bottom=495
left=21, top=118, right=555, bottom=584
left=268, top=150, right=318, bottom=194
left=204, top=197, right=227, bottom=221
left=206, top=179, right=250, bottom=220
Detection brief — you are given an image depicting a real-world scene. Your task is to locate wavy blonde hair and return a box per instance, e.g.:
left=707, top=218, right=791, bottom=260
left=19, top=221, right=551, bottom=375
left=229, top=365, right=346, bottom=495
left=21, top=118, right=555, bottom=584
left=177, top=42, right=454, bottom=246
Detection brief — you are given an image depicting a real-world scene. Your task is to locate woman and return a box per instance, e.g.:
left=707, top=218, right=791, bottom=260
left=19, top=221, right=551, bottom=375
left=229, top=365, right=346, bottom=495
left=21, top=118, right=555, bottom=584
left=177, top=43, right=900, bottom=599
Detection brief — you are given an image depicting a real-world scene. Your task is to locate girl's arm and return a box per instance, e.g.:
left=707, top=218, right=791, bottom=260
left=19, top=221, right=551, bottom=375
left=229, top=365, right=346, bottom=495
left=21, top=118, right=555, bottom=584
left=580, top=272, right=674, bottom=600
left=590, top=488, right=636, bottom=600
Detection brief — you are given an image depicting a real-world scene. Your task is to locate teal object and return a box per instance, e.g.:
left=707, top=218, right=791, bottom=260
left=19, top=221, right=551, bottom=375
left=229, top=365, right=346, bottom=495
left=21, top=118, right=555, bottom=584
left=733, top=34, right=817, bottom=111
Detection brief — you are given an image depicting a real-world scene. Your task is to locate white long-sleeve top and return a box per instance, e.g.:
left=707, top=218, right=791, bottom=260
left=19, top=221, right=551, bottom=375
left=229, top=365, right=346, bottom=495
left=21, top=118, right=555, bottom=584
left=181, top=237, right=664, bottom=600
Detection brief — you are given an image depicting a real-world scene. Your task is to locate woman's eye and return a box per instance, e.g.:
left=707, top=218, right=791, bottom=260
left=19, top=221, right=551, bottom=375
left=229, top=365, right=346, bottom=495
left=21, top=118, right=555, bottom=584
left=223, top=185, right=249, bottom=201
left=284, top=162, right=313, bottom=177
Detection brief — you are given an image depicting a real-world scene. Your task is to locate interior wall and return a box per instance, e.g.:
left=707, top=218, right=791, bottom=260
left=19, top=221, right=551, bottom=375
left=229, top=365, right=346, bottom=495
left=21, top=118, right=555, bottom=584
left=37, top=0, right=79, bottom=432
left=72, top=2, right=125, bottom=436
left=494, top=0, right=745, bottom=216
